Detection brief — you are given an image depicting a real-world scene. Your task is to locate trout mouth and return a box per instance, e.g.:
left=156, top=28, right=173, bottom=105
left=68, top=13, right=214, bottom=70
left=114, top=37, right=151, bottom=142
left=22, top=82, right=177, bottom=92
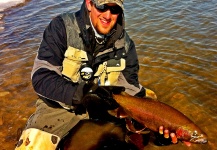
left=190, top=132, right=208, bottom=144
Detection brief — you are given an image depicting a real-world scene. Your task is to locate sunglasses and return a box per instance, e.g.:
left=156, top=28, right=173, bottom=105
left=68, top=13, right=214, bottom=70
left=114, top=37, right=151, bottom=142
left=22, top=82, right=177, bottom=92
left=91, top=2, right=122, bottom=14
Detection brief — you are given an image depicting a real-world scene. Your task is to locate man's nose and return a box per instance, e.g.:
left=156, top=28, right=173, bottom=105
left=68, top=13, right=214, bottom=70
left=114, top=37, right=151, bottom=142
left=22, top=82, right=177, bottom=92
left=103, top=10, right=112, bottom=19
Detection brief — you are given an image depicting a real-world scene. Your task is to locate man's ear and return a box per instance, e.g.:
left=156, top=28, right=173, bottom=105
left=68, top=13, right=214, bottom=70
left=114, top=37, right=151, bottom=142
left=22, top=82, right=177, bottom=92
left=86, top=0, right=92, bottom=11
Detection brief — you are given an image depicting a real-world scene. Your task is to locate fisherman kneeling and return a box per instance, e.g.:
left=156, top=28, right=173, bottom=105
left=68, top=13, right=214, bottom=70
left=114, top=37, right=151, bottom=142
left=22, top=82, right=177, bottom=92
left=15, top=0, right=177, bottom=149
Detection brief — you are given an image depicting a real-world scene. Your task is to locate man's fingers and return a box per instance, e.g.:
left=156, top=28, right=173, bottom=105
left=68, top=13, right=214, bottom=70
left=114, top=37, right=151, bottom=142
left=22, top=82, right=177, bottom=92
left=170, top=133, right=178, bottom=144
left=158, top=126, right=179, bottom=145
left=159, top=126, right=163, bottom=134
left=164, top=129, right=169, bottom=138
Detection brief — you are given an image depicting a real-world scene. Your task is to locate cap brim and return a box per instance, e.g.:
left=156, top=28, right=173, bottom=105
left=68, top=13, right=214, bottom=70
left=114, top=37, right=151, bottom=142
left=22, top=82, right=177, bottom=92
left=94, top=0, right=124, bottom=10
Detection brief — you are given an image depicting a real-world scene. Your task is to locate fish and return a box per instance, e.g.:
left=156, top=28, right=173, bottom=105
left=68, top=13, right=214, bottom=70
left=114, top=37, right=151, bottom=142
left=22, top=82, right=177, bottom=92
left=111, top=92, right=208, bottom=144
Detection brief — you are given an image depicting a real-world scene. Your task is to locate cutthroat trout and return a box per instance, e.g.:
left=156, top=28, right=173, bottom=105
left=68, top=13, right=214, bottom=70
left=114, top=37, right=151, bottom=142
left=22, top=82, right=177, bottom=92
left=112, top=92, right=208, bottom=144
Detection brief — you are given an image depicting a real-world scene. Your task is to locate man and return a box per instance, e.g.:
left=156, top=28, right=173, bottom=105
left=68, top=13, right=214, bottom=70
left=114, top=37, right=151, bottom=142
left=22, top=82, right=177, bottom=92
left=15, top=0, right=176, bottom=149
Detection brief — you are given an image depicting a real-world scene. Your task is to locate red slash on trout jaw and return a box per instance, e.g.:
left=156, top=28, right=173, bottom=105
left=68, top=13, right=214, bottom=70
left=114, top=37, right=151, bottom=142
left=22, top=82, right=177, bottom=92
left=176, top=128, right=208, bottom=144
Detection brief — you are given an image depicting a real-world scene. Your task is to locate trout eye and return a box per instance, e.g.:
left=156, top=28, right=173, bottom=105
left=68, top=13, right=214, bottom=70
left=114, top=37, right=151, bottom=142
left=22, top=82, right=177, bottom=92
left=192, top=131, right=198, bottom=136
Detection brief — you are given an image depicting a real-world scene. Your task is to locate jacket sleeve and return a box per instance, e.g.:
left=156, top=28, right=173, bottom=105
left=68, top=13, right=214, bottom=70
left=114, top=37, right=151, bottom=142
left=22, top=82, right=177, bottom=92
left=117, top=33, right=145, bottom=97
left=31, top=16, right=84, bottom=106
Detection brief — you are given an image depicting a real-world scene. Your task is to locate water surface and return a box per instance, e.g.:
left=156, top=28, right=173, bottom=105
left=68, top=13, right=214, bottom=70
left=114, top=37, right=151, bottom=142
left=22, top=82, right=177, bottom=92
left=0, top=0, right=216, bottom=149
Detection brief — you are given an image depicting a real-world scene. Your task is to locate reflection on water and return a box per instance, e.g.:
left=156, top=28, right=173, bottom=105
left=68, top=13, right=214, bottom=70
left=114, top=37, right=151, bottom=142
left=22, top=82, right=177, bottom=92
left=0, top=0, right=216, bottom=149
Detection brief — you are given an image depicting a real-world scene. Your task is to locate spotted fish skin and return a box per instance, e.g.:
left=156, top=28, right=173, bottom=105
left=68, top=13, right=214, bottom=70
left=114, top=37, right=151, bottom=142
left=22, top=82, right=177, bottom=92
left=112, top=93, right=208, bottom=144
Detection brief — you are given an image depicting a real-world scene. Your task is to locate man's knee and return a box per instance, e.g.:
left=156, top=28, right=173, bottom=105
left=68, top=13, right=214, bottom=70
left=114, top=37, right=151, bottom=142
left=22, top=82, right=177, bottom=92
left=15, top=128, right=60, bottom=150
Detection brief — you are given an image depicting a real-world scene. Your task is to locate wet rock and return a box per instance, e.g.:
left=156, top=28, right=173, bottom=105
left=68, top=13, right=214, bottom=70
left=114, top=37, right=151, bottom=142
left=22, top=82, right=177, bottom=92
left=0, top=13, right=5, bottom=20
left=21, top=117, right=27, bottom=121
left=0, top=115, right=3, bottom=125
left=172, top=93, right=185, bottom=99
left=17, top=128, right=23, bottom=141
left=0, top=26, right=4, bottom=31
left=0, top=91, right=10, bottom=97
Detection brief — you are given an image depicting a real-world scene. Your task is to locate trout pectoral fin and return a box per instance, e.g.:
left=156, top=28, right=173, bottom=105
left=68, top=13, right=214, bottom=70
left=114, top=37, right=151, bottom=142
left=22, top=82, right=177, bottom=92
left=183, top=141, right=191, bottom=147
left=126, top=118, right=149, bottom=134
left=108, top=107, right=128, bottom=118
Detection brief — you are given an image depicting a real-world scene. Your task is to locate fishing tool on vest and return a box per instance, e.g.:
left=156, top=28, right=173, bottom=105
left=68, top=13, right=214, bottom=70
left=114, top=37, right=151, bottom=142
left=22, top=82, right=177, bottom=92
left=80, top=64, right=94, bottom=81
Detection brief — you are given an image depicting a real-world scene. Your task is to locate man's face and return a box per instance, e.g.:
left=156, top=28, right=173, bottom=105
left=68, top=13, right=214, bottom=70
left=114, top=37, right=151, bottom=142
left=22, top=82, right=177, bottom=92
left=86, top=1, right=120, bottom=35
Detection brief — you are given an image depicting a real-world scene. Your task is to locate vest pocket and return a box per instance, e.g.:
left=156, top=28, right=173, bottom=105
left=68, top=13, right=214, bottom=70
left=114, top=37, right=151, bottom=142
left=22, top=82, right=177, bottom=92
left=62, top=58, right=81, bottom=82
left=62, top=46, right=88, bottom=82
left=94, top=59, right=126, bottom=86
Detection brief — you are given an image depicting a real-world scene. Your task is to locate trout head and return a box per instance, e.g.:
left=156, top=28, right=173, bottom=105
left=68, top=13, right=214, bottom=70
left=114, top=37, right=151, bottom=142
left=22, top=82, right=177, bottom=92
left=176, top=126, right=208, bottom=144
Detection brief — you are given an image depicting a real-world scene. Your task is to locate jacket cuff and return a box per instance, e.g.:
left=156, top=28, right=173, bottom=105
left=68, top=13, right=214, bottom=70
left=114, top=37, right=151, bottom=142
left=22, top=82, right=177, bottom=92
left=71, top=82, right=86, bottom=104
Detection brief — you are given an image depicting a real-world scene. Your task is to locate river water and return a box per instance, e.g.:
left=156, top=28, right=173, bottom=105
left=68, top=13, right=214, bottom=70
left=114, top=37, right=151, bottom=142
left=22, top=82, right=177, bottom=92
left=0, top=0, right=216, bottom=149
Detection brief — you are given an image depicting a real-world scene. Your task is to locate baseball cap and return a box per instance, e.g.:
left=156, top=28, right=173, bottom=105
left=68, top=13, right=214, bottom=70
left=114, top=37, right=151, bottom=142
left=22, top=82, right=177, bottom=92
left=92, top=0, right=124, bottom=10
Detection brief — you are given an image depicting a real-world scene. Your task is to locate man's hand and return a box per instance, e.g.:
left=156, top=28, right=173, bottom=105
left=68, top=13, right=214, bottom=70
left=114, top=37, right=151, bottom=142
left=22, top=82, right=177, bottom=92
left=81, top=85, right=125, bottom=121
left=93, top=86, right=125, bottom=110
left=82, top=84, right=125, bottom=110
left=160, top=126, right=178, bottom=144
left=155, top=126, right=178, bottom=146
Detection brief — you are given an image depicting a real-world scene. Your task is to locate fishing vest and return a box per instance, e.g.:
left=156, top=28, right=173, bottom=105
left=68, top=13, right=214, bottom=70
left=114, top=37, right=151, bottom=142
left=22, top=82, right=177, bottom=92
left=61, top=13, right=130, bottom=86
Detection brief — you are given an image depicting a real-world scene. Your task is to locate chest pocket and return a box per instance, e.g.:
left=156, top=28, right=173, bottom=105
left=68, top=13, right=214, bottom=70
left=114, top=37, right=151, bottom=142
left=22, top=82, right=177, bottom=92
left=62, top=46, right=88, bottom=82
left=94, top=58, right=126, bottom=86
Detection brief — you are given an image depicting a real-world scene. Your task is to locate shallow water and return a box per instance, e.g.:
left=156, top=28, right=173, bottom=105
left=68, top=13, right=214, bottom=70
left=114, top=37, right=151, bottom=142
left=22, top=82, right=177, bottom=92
left=0, top=0, right=216, bottom=149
